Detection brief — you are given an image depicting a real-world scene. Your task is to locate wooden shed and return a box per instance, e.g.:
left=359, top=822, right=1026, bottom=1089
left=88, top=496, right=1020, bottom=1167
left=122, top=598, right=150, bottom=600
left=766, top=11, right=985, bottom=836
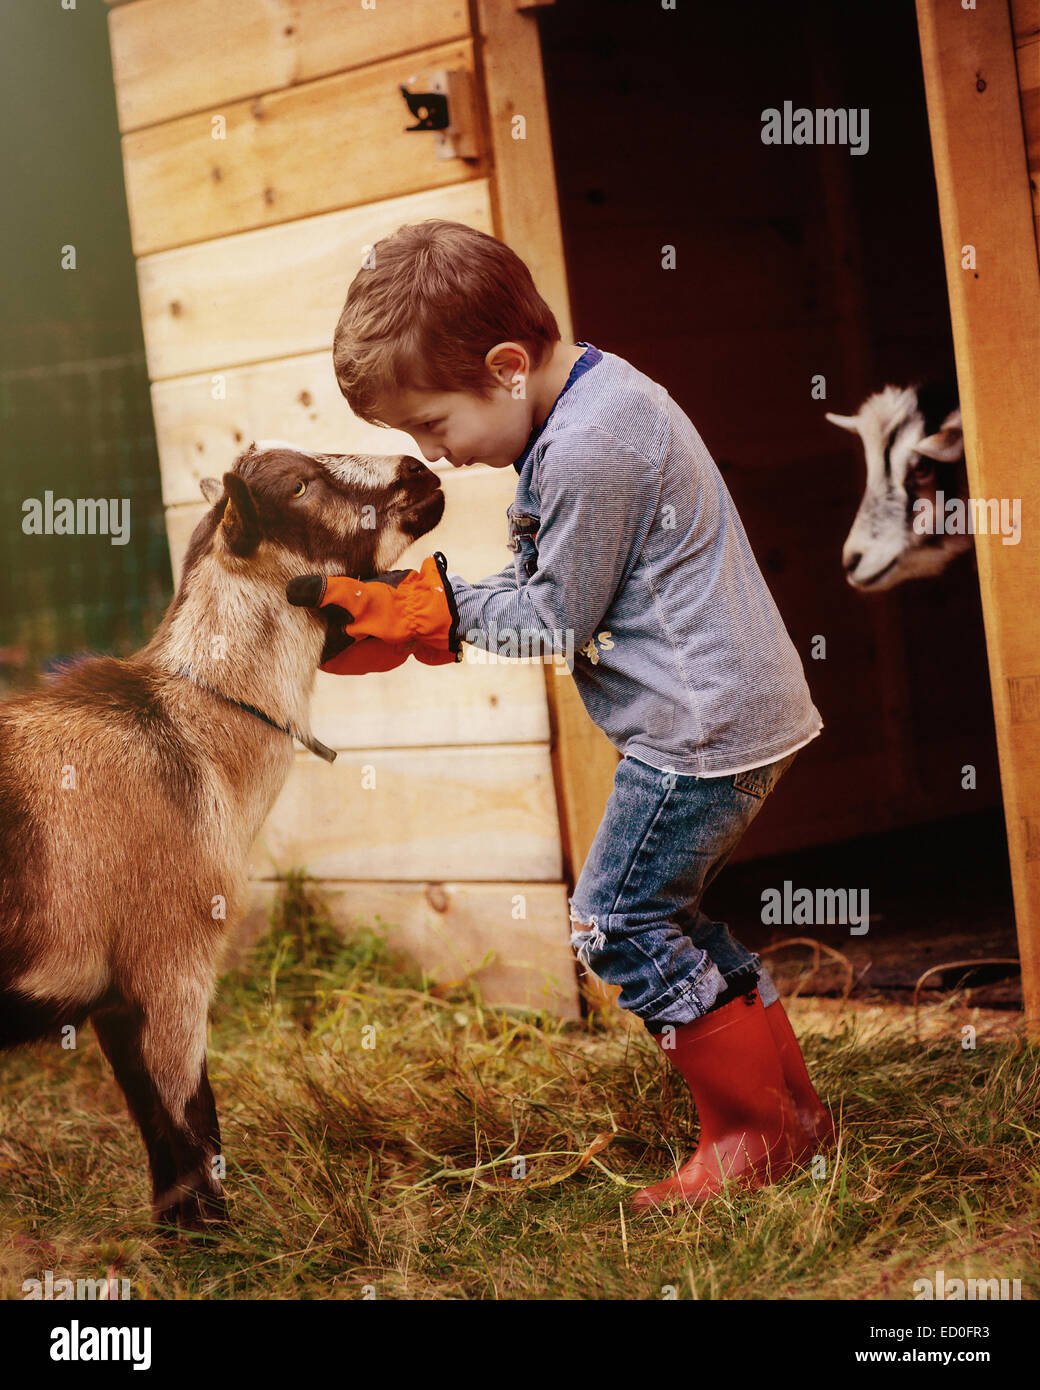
left=102, top=0, right=1040, bottom=1028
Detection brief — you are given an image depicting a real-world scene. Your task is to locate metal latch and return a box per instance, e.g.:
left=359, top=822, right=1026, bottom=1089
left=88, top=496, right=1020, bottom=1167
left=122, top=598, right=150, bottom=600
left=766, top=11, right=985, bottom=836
left=399, top=69, right=479, bottom=161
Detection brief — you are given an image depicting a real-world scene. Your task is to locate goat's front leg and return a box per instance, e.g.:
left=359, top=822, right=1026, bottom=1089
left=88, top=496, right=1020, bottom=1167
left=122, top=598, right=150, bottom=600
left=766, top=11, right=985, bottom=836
left=161, top=1054, right=226, bottom=1234
left=91, top=985, right=226, bottom=1234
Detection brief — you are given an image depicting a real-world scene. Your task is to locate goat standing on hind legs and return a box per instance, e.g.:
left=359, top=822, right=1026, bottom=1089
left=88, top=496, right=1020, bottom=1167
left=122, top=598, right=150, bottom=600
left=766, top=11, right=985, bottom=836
left=0, top=443, right=447, bottom=1233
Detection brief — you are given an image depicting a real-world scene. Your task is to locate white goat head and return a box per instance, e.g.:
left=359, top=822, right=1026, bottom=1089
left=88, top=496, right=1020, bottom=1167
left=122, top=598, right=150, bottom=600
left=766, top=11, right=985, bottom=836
left=827, top=382, right=968, bottom=591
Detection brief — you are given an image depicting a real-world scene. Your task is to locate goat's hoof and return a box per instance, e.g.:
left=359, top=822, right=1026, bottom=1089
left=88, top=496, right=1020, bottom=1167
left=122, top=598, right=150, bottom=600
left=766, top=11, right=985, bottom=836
left=154, top=1186, right=228, bottom=1240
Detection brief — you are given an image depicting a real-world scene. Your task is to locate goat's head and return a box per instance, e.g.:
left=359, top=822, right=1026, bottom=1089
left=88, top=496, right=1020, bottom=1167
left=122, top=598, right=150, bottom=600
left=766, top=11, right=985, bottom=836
left=826, top=383, right=967, bottom=591
left=189, top=441, right=444, bottom=581
left=166, top=444, right=444, bottom=664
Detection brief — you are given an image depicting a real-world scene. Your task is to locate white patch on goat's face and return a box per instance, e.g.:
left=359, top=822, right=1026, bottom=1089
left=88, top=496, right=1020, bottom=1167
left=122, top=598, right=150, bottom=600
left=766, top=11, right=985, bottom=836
left=837, top=387, right=966, bottom=590
left=255, top=438, right=314, bottom=456
left=316, top=452, right=402, bottom=492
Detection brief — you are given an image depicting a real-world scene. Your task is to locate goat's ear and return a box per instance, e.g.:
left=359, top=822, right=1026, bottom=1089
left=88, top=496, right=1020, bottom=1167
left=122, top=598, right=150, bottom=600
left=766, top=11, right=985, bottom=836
left=199, top=477, right=224, bottom=504
left=824, top=411, right=861, bottom=433
left=914, top=409, right=963, bottom=462
left=219, top=472, right=263, bottom=557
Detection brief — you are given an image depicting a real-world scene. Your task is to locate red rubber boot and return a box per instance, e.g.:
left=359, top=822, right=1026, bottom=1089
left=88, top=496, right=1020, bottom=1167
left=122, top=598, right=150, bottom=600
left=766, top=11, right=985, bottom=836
left=632, top=989, right=808, bottom=1210
left=762, top=998, right=836, bottom=1162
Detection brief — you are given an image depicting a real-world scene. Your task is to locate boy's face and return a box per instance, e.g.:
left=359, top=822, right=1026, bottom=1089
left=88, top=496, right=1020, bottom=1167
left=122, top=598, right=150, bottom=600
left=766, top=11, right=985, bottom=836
left=375, top=353, right=534, bottom=471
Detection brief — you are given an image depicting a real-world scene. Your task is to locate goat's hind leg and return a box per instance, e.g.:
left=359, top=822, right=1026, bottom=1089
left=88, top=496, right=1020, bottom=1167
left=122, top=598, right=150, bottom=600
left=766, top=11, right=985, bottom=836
left=91, top=988, right=226, bottom=1235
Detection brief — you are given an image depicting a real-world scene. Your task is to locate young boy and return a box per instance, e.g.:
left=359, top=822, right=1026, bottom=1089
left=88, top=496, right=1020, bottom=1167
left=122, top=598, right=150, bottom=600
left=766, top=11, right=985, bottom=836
left=287, top=218, right=835, bottom=1209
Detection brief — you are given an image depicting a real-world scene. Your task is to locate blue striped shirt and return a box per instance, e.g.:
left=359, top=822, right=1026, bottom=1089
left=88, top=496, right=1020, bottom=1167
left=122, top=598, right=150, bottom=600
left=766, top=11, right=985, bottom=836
left=446, top=345, right=823, bottom=776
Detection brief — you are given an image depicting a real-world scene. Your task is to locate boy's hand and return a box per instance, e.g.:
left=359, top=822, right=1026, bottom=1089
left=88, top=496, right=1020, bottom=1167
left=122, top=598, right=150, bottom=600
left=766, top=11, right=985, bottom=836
left=285, top=551, right=463, bottom=674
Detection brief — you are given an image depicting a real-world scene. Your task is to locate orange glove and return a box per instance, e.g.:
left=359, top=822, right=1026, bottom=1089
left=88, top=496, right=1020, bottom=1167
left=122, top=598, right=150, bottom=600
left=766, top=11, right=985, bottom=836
left=319, top=636, right=460, bottom=676
left=286, top=550, right=463, bottom=675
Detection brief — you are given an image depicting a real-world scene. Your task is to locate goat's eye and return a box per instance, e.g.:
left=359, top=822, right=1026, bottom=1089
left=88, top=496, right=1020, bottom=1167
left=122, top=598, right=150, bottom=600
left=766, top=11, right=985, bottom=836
left=292, top=480, right=307, bottom=498
left=911, top=459, right=934, bottom=481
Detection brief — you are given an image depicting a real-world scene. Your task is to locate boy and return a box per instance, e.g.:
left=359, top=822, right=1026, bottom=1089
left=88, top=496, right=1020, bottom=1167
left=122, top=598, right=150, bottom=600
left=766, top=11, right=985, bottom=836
left=287, top=218, right=835, bottom=1208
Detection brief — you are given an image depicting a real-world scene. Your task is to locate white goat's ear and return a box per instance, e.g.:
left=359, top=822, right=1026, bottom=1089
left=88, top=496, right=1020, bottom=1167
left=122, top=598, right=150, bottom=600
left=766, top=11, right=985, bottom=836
left=199, top=477, right=224, bottom=504
left=914, top=409, right=963, bottom=462
left=824, top=411, right=861, bottom=433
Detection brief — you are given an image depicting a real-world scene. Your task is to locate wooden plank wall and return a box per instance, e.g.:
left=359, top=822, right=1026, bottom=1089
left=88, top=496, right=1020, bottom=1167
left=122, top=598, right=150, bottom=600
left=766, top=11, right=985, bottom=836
left=1011, top=0, right=1040, bottom=255
left=915, top=0, right=1040, bottom=1030
left=105, top=0, right=584, bottom=1019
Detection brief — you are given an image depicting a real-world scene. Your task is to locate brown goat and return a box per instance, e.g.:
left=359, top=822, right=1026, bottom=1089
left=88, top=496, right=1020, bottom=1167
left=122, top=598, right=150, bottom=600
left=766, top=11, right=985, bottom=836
left=0, top=442, right=445, bottom=1231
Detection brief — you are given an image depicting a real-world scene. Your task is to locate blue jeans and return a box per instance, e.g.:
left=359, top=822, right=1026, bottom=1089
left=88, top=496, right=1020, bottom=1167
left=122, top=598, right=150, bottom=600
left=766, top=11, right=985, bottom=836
left=568, top=750, right=799, bottom=1029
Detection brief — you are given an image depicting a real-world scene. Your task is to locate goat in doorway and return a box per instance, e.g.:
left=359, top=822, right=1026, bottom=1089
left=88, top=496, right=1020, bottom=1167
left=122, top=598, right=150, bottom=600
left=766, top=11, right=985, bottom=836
left=0, top=442, right=444, bottom=1231
left=826, top=381, right=968, bottom=590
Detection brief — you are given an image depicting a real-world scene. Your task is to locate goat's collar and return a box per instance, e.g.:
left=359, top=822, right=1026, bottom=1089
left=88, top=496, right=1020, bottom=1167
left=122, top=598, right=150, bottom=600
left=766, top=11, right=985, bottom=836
left=174, top=664, right=336, bottom=763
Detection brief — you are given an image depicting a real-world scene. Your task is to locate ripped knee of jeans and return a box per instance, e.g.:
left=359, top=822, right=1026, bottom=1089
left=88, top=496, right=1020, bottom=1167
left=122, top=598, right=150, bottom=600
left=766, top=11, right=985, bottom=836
left=568, top=901, right=608, bottom=960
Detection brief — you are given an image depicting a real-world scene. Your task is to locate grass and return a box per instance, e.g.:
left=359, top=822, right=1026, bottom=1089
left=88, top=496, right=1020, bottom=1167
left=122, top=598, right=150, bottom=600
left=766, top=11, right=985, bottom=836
left=1, top=870, right=1037, bottom=1300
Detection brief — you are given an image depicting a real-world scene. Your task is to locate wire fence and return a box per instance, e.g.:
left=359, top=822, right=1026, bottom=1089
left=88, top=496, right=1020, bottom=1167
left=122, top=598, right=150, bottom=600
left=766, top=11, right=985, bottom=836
left=0, top=351, right=172, bottom=693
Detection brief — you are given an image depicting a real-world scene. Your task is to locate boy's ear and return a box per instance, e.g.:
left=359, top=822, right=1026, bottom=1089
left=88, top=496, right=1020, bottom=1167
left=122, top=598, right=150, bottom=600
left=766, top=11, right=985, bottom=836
left=219, top=472, right=263, bottom=557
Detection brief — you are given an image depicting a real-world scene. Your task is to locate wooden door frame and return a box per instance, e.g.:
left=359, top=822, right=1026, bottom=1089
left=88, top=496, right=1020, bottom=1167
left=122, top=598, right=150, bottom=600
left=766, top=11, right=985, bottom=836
left=916, top=0, right=1040, bottom=1033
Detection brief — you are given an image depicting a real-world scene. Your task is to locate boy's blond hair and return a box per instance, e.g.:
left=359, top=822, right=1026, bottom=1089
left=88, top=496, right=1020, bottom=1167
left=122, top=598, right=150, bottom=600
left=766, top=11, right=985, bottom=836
left=332, top=219, right=560, bottom=426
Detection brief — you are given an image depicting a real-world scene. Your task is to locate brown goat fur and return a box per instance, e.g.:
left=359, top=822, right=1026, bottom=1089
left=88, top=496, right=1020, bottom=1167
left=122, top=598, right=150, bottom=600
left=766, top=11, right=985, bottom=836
left=0, top=442, right=445, bottom=1231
